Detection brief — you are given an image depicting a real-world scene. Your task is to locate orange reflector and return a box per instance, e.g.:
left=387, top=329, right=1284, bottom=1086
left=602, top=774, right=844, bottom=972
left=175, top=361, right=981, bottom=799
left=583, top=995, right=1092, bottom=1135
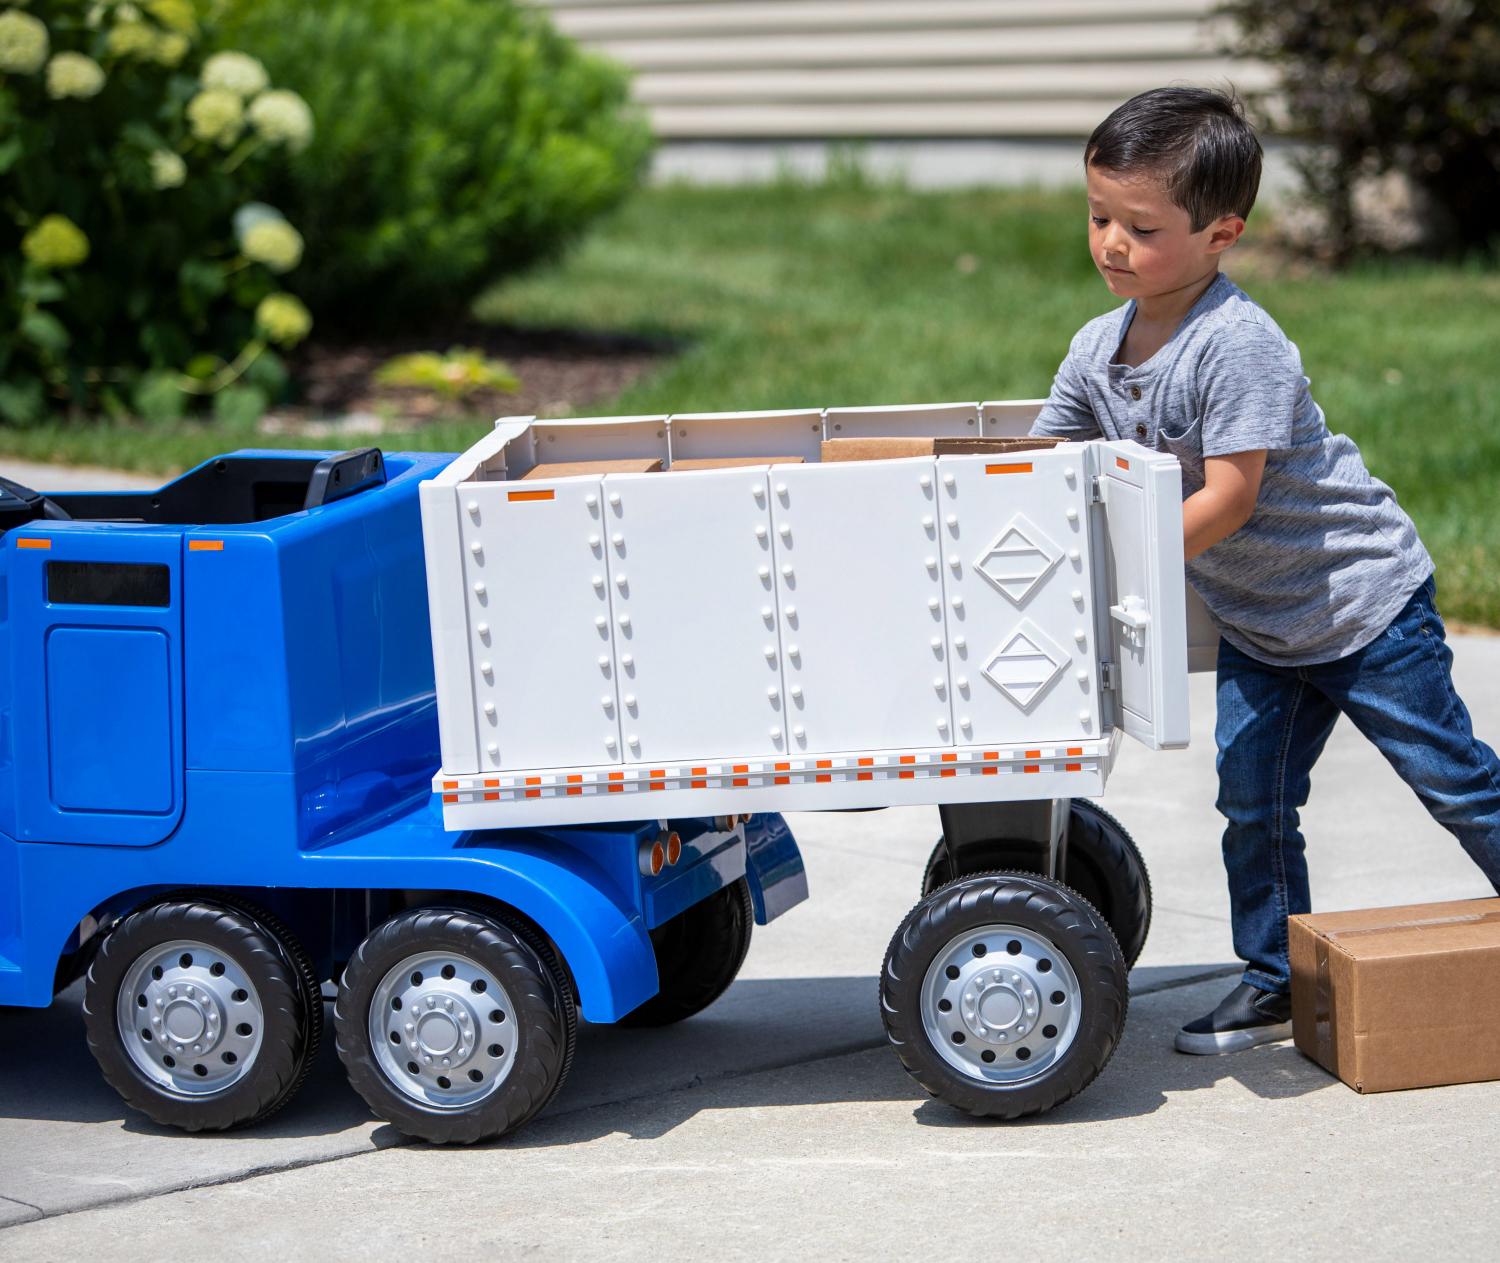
left=484, top=792, right=499, bottom=801
left=442, top=780, right=458, bottom=790
left=816, top=774, right=831, bottom=784
left=650, top=843, right=665, bottom=875
left=857, top=772, right=872, bottom=781
left=650, top=769, right=666, bottom=778
left=981, top=766, right=997, bottom=776
left=1115, top=457, right=1130, bottom=470
left=985, top=462, right=1032, bottom=475
left=189, top=539, right=224, bottom=552
left=567, top=787, right=582, bottom=796
left=483, top=779, right=499, bottom=788
left=442, top=793, right=458, bottom=803
left=774, top=776, right=790, bottom=786
left=899, top=755, right=916, bottom=765
left=899, top=771, right=914, bottom=780
left=775, top=762, right=790, bottom=771
left=1023, top=765, right=1040, bottom=774
left=732, top=764, right=749, bottom=774
left=1024, top=750, right=1041, bottom=759
left=940, top=769, right=955, bottom=778
left=983, top=751, right=999, bottom=760
left=1066, top=763, right=1082, bottom=772
left=16, top=537, right=50, bottom=550
left=941, top=753, right=957, bottom=763
left=1067, top=747, right=1083, bottom=756
left=649, top=781, right=665, bottom=791
left=733, top=777, right=749, bottom=787
left=666, top=832, right=682, bottom=865
left=525, top=776, right=541, bottom=786
left=816, top=759, right=832, bottom=769
left=608, top=784, right=624, bottom=794
left=608, top=771, right=624, bottom=781
left=691, top=780, right=707, bottom=789
left=507, top=489, right=555, bottom=502
left=858, top=758, right=874, bottom=767
left=525, top=789, right=541, bottom=799
left=691, top=766, right=707, bottom=776
left=567, top=774, right=582, bottom=784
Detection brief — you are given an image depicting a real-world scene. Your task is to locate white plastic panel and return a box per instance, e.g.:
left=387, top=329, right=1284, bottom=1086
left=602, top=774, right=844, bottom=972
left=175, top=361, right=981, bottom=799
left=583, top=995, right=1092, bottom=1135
left=980, top=399, right=1046, bottom=437
left=769, top=458, right=955, bottom=754
left=458, top=477, right=624, bottom=770
left=823, top=401, right=980, bottom=439
left=666, top=409, right=824, bottom=463
left=1094, top=442, right=1190, bottom=749
left=938, top=452, right=1100, bottom=747
left=602, top=466, right=788, bottom=762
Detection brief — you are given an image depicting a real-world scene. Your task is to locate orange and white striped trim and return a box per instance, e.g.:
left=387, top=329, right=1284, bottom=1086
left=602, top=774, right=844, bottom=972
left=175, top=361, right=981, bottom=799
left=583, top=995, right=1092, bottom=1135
left=434, top=741, right=1106, bottom=806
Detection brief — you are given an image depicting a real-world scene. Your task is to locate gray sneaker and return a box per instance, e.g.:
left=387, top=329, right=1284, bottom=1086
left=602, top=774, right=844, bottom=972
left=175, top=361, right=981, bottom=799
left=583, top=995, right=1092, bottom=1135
left=1174, top=981, right=1293, bottom=1055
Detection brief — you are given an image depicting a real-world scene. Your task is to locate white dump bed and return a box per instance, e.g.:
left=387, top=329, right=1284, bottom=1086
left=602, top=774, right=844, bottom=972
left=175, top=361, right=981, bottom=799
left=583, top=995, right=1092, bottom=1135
left=420, top=401, right=1207, bottom=830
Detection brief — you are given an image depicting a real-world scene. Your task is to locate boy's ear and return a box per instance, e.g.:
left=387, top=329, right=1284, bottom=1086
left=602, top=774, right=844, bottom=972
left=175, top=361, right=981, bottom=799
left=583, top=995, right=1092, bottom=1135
left=1205, top=214, right=1246, bottom=255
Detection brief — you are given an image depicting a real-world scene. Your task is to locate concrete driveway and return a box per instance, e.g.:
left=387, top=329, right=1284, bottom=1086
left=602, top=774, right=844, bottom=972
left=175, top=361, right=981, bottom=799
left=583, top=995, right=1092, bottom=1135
left=1, top=460, right=1496, bottom=1258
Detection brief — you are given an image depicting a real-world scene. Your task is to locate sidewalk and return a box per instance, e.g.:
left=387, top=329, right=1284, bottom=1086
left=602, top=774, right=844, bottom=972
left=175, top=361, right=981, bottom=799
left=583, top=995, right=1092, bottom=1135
left=1, top=460, right=1497, bottom=1258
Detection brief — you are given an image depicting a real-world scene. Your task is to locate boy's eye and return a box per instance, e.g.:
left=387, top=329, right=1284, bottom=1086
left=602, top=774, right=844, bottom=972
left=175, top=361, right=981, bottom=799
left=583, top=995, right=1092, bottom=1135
left=1132, top=226, right=1158, bottom=237
left=1090, top=216, right=1108, bottom=227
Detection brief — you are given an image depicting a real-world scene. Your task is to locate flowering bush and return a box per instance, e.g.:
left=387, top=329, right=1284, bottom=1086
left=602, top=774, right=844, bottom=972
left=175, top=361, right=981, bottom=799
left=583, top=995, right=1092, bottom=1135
left=220, top=0, right=653, bottom=328
left=0, top=0, right=316, bottom=425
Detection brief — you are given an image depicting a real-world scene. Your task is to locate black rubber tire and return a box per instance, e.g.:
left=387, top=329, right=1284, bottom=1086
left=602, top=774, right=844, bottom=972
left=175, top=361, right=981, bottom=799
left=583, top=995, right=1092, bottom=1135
left=335, top=907, right=576, bottom=1144
left=83, top=897, right=323, bottom=1132
left=619, top=878, right=754, bottom=1027
left=921, top=799, right=1152, bottom=967
left=881, top=872, right=1128, bottom=1119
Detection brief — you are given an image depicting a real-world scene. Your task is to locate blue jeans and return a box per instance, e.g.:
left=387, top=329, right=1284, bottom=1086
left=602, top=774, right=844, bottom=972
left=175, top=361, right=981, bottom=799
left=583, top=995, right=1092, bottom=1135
left=1215, top=575, right=1500, bottom=993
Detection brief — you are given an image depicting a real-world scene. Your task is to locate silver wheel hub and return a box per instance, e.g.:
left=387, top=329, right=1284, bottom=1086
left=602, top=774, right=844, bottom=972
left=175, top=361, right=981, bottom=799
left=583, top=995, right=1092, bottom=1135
left=369, top=951, right=516, bottom=1110
left=921, top=924, right=1082, bottom=1084
left=116, top=939, right=264, bottom=1095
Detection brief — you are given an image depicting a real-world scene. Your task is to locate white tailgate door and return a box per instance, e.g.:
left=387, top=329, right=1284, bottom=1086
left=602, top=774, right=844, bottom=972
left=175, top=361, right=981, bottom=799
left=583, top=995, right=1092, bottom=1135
left=604, top=467, right=786, bottom=763
left=462, top=478, right=624, bottom=771
left=770, top=458, right=955, bottom=755
left=1094, top=442, right=1190, bottom=749
left=938, top=452, right=1100, bottom=747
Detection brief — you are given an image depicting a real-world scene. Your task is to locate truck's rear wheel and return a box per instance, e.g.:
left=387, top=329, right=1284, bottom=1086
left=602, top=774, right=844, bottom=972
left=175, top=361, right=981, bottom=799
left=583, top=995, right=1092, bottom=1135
left=921, top=799, right=1152, bottom=967
left=335, top=907, right=576, bottom=1144
left=881, top=873, right=1127, bottom=1119
left=83, top=897, right=322, bottom=1132
left=620, top=878, right=754, bottom=1027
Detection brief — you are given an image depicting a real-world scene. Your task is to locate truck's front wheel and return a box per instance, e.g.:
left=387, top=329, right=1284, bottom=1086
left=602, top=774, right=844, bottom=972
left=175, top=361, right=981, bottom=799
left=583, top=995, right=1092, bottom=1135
left=83, top=897, right=322, bottom=1131
left=881, top=873, right=1127, bottom=1119
left=335, top=907, right=576, bottom=1144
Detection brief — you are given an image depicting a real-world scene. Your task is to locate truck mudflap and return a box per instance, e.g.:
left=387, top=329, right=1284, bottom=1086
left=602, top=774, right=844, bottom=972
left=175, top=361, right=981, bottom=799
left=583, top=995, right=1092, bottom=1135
left=743, top=812, right=808, bottom=925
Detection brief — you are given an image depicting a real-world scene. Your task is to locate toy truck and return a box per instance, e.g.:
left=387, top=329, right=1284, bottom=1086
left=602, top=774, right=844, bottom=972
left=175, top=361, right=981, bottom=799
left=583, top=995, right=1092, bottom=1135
left=0, top=398, right=1210, bottom=1143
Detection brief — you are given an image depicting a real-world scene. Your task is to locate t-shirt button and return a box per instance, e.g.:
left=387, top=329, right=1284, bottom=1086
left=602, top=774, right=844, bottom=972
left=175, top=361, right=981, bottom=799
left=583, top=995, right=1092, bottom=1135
left=1130, top=385, right=1142, bottom=401
left=1135, top=423, right=1147, bottom=439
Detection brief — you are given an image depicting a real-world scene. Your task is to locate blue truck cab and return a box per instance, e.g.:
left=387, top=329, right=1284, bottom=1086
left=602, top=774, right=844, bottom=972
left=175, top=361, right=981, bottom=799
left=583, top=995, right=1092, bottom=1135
left=0, top=450, right=807, bottom=1142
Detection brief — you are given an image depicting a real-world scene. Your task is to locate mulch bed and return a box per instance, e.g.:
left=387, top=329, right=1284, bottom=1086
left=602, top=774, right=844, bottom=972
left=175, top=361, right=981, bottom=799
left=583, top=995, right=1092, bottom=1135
left=262, top=323, right=676, bottom=435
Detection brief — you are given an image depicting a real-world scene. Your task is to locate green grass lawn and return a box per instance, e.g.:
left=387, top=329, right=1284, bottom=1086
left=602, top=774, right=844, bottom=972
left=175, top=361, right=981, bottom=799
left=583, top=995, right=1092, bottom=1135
left=6, top=179, right=1500, bottom=623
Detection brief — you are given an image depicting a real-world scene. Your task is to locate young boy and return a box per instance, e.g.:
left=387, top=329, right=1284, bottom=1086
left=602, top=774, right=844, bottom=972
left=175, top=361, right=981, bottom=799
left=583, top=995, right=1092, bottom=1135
left=1029, top=87, right=1500, bottom=1053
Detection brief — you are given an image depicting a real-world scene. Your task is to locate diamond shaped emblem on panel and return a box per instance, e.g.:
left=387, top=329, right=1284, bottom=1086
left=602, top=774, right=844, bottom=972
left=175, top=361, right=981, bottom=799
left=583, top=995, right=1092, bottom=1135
left=980, top=619, right=1069, bottom=712
left=974, top=513, right=1062, bottom=607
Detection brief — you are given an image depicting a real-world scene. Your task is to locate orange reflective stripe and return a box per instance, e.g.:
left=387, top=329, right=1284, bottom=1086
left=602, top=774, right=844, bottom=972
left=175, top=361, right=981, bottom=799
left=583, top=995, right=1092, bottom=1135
left=16, top=538, right=50, bottom=550
left=189, top=539, right=223, bottom=552
left=507, top=489, right=554, bottom=502
left=985, top=463, right=1032, bottom=475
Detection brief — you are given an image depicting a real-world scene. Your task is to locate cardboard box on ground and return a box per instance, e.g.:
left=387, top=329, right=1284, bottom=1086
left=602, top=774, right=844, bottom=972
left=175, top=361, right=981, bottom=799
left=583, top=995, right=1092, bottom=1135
left=1289, top=897, right=1500, bottom=1093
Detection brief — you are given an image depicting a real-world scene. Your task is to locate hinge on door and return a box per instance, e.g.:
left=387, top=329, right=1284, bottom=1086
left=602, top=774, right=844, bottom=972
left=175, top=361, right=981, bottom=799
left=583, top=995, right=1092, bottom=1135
left=1089, top=476, right=1105, bottom=504
left=1100, top=661, right=1119, bottom=691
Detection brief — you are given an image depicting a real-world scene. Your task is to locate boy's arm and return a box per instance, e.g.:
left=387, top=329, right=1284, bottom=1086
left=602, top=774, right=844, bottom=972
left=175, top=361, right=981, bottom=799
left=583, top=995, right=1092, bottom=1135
left=1029, top=337, right=1101, bottom=439
left=1184, top=450, right=1267, bottom=561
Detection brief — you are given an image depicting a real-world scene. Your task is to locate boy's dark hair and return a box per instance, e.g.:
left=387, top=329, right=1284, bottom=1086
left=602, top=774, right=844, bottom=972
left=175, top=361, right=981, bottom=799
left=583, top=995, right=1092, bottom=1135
left=1085, top=87, right=1263, bottom=230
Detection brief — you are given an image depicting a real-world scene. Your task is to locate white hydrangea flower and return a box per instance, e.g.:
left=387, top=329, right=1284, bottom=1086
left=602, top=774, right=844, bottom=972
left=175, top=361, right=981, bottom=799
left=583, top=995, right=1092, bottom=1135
left=0, top=10, right=49, bottom=75
left=152, top=30, right=190, bottom=68
left=255, top=293, right=312, bottom=347
left=22, top=215, right=90, bottom=270
left=201, top=50, right=268, bottom=98
left=186, top=87, right=244, bottom=147
left=149, top=149, right=186, bottom=189
left=106, top=20, right=157, bottom=59
left=248, top=89, right=313, bottom=152
left=242, top=219, right=304, bottom=273
left=46, top=51, right=106, bottom=99
left=145, top=0, right=197, bottom=34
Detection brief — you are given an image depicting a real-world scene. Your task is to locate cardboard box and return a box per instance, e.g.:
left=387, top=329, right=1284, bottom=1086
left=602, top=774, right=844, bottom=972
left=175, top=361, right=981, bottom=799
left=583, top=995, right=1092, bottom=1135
left=820, top=436, right=1065, bottom=463
left=667, top=456, right=805, bottom=471
left=520, top=458, right=662, bottom=480
left=1289, top=897, right=1500, bottom=1093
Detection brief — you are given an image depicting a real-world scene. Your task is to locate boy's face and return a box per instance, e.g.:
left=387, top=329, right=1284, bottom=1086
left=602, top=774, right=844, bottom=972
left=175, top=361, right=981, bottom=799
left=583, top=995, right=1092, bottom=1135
left=1085, top=163, right=1244, bottom=302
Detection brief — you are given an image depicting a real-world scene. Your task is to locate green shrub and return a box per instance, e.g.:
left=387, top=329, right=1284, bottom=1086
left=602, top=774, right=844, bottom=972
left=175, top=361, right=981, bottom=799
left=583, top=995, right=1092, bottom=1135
left=0, top=1, right=316, bottom=425
left=219, top=0, right=653, bottom=331
left=1222, top=0, right=1500, bottom=260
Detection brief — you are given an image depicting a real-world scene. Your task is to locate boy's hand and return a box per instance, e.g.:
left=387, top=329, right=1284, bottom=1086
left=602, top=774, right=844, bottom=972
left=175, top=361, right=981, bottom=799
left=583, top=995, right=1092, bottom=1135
left=1183, top=450, right=1266, bottom=560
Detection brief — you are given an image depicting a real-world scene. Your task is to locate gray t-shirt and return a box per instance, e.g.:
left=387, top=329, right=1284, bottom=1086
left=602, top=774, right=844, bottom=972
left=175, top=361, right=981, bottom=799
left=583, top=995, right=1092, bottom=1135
left=1030, top=271, right=1433, bottom=666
